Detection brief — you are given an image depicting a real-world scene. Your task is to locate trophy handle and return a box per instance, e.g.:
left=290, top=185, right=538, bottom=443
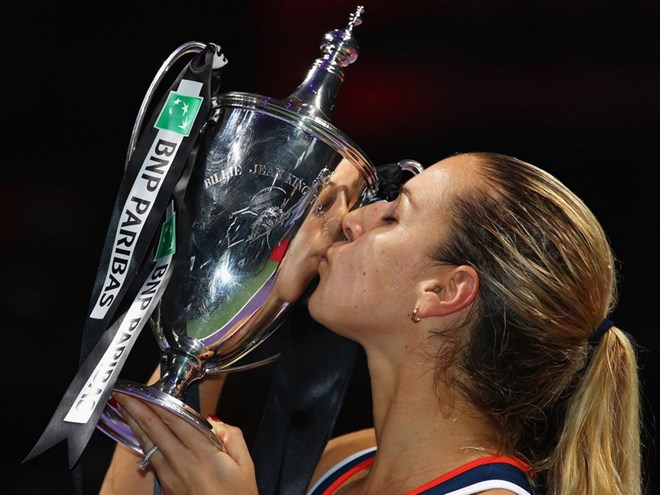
left=396, top=158, right=424, bottom=176
left=125, top=41, right=208, bottom=167
left=209, top=352, right=282, bottom=373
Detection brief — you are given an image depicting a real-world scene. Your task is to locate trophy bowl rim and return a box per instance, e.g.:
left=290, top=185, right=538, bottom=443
left=213, top=90, right=379, bottom=198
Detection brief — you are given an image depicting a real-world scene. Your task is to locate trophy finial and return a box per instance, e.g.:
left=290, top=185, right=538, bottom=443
left=347, top=5, right=365, bottom=31
left=285, top=6, right=366, bottom=118
left=320, top=5, right=365, bottom=68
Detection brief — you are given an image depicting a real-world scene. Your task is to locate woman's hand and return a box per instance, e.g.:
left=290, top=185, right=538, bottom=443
left=101, top=365, right=230, bottom=495
left=113, top=392, right=258, bottom=495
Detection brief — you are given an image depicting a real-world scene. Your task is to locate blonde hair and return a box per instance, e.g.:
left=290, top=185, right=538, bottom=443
left=430, top=152, right=642, bottom=494
left=550, top=327, right=640, bottom=494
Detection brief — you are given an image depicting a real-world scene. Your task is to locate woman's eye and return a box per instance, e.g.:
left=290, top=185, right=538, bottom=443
left=315, top=202, right=327, bottom=217
left=381, top=215, right=397, bottom=223
left=314, top=190, right=339, bottom=217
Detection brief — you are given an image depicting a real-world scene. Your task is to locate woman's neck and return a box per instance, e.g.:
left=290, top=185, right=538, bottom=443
left=358, top=349, right=501, bottom=494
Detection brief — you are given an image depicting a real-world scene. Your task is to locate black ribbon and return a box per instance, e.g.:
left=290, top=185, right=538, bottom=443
left=23, top=43, right=227, bottom=469
left=252, top=291, right=360, bottom=495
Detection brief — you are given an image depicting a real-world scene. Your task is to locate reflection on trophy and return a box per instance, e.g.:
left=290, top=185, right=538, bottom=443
left=97, top=6, right=379, bottom=453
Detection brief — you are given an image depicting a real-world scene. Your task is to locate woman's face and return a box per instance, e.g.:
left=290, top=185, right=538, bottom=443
left=272, top=159, right=365, bottom=302
left=308, top=154, right=478, bottom=343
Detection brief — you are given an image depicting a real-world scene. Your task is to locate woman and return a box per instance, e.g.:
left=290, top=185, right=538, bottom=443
left=101, top=152, right=641, bottom=495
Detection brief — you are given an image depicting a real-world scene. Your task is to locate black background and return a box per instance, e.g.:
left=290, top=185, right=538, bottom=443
left=4, top=1, right=658, bottom=493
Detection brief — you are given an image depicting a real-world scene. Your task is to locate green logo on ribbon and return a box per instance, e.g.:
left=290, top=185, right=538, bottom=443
left=154, top=92, right=203, bottom=136
left=154, top=214, right=176, bottom=260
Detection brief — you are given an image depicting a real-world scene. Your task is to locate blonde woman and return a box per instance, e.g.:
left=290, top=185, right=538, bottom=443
left=106, top=152, right=641, bottom=495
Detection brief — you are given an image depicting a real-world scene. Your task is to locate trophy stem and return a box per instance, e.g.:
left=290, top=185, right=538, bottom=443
left=98, top=343, right=220, bottom=455
left=154, top=349, right=206, bottom=398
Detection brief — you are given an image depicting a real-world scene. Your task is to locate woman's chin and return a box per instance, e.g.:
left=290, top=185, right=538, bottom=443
left=306, top=288, right=328, bottom=327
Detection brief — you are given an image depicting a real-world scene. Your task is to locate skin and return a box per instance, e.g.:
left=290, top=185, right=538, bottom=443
left=271, top=157, right=365, bottom=303
left=103, top=155, right=520, bottom=495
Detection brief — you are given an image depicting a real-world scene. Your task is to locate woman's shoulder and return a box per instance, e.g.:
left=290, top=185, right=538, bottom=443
left=308, top=428, right=377, bottom=489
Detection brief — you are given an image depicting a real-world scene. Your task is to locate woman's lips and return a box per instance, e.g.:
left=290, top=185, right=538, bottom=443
left=318, top=249, right=332, bottom=270
left=323, top=245, right=338, bottom=260
left=319, top=246, right=337, bottom=267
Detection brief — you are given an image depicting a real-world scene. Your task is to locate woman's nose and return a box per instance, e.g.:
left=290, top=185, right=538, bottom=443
left=341, top=207, right=362, bottom=241
left=341, top=202, right=384, bottom=241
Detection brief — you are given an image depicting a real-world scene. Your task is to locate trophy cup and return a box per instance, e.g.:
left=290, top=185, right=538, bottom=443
left=96, top=5, right=379, bottom=453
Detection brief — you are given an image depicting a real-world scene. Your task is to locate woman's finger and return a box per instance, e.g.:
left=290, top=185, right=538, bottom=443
left=113, top=393, right=183, bottom=468
left=112, top=394, right=162, bottom=472
left=138, top=397, right=225, bottom=454
left=208, top=417, right=254, bottom=470
left=112, top=395, right=151, bottom=450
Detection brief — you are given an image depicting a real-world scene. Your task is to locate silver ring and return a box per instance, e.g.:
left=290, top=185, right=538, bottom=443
left=137, top=445, right=159, bottom=470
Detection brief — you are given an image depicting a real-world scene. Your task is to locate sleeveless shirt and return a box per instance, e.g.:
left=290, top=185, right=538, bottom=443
left=307, top=447, right=535, bottom=495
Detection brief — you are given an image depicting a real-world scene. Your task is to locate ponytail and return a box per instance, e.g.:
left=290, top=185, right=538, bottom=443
left=548, top=326, right=642, bottom=495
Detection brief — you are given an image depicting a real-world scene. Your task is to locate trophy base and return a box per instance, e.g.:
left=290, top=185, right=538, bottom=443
left=97, top=380, right=224, bottom=454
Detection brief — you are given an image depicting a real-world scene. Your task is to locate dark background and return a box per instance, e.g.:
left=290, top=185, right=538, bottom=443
left=4, top=1, right=658, bottom=493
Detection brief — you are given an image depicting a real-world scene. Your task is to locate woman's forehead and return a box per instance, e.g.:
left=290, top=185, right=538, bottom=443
left=430, top=153, right=481, bottom=174
left=408, top=155, right=479, bottom=199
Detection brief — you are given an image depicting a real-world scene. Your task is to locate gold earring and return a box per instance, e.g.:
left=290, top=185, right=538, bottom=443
left=411, top=307, right=421, bottom=323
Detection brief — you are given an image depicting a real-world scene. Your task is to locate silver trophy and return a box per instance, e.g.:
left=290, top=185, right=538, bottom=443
left=97, top=6, right=379, bottom=453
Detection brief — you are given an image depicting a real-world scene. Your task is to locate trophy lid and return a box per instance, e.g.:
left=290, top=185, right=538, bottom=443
left=285, top=5, right=365, bottom=119
left=214, top=5, right=376, bottom=195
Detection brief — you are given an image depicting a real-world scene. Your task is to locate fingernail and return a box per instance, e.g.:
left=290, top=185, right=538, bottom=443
left=108, top=397, right=118, bottom=408
left=208, top=414, right=222, bottom=423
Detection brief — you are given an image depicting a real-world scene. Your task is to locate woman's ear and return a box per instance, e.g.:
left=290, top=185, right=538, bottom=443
left=416, top=265, right=479, bottom=318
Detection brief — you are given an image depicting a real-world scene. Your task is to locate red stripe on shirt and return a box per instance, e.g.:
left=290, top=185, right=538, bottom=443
left=407, top=456, right=531, bottom=495
left=323, top=457, right=375, bottom=495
